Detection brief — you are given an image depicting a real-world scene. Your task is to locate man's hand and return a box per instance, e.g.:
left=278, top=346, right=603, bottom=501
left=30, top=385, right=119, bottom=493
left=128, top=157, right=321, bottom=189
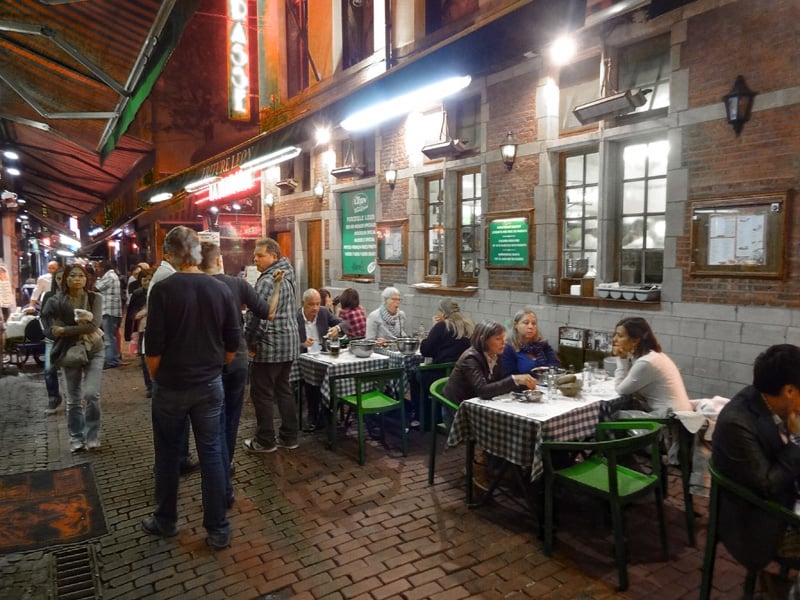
left=787, top=413, right=800, bottom=438
left=272, top=269, right=285, bottom=283
left=304, top=337, right=316, bottom=349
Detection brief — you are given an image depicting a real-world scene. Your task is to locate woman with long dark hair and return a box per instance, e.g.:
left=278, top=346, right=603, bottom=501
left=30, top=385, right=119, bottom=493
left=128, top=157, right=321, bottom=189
left=612, top=316, right=692, bottom=415
left=42, top=263, right=104, bottom=452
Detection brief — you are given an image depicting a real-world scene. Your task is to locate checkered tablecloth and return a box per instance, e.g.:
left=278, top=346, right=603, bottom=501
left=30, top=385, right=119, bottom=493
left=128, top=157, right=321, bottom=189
left=292, top=350, right=391, bottom=406
left=374, top=346, right=425, bottom=395
left=447, top=380, right=617, bottom=481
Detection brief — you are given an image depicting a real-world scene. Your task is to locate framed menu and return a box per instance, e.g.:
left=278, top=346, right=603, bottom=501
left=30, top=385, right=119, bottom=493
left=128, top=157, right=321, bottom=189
left=376, top=219, right=407, bottom=266
left=690, top=191, right=789, bottom=278
left=485, top=209, right=533, bottom=269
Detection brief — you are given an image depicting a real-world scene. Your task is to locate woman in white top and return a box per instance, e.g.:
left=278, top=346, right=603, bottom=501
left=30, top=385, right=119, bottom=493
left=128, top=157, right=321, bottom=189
left=612, top=316, right=692, bottom=416
left=365, top=286, right=407, bottom=343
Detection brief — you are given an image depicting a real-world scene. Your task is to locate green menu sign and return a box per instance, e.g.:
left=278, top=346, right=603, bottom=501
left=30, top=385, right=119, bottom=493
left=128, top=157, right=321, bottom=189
left=488, top=215, right=530, bottom=268
left=341, top=189, right=376, bottom=276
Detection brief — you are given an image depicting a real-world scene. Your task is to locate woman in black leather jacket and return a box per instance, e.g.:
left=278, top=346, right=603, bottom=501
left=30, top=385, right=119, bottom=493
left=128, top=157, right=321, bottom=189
left=444, top=320, right=537, bottom=408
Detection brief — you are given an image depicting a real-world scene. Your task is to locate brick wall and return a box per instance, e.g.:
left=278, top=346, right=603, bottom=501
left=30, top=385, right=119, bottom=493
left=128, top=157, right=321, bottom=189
left=677, top=1, right=800, bottom=307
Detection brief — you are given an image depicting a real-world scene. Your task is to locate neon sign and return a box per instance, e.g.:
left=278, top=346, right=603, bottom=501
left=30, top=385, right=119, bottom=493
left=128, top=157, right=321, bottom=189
left=205, top=170, right=257, bottom=203
left=228, top=0, right=250, bottom=120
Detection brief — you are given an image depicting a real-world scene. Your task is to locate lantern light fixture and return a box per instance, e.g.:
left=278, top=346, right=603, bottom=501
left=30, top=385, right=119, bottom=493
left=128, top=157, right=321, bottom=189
left=723, top=75, right=757, bottom=136
left=313, top=181, right=325, bottom=200
left=384, top=162, right=397, bottom=189
left=264, top=193, right=275, bottom=208
left=500, top=131, right=517, bottom=171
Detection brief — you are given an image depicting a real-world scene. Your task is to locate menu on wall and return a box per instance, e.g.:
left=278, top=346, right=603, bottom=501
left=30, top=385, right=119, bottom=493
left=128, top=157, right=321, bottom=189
left=708, top=213, right=766, bottom=265
left=341, top=189, right=376, bottom=276
left=487, top=216, right=530, bottom=268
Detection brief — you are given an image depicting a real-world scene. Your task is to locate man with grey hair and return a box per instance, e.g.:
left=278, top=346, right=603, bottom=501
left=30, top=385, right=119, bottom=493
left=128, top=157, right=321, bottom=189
left=295, top=288, right=347, bottom=430
left=242, top=237, right=300, bottom=452
left=143, top=226, right=240, bottom=549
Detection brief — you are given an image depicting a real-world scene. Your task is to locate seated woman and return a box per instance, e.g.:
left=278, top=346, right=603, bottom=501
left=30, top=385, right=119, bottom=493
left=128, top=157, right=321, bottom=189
left=337, top=287, right=366, bottom=338
left=501, top=306, right=559, bottom=378
left=444, top=320, right=537, bottom=411
left=415, top=298, right=474, bottom=427
left=365, top=286, right=407, bottom=342
left=612, top=316, right=692, bottom=417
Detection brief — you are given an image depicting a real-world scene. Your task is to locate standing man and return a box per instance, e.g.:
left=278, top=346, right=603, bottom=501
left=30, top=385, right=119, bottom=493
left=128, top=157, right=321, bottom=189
left=242, top=237, right=300, bottom=453
left=712, top=344, right=800, bottom=570
left=142, top=226, right=240, bottom=549
left=94, top=260, right=123, bottom=369
left=296, top=288, right=347, bottom=430
left=27, top=260, right=59, bottom=310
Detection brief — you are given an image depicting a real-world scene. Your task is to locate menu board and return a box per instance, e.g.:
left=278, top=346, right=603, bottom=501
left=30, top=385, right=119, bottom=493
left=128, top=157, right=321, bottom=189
left=341, top=189, right=376, bottom=276
left=487, top=214, right=531, bottom=268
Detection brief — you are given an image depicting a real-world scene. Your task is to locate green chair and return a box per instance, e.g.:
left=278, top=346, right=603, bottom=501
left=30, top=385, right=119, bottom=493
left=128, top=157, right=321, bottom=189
left=416, top=361, right=456, bottom=431
left=428, top=376, right=459, bottom=485
left=616, top=416, right=697, bottom=546
left=330, top=367, right=406, bottom=465
left=699, top=458, right=800, bottom=600
left=542, top=420, right=668, bottom=591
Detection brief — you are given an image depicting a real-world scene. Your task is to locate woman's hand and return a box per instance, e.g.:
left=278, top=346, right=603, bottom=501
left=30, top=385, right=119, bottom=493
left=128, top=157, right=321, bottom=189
left=51, top=326, right=65, bottom=337
left=513, top=374, right=537, bottom=389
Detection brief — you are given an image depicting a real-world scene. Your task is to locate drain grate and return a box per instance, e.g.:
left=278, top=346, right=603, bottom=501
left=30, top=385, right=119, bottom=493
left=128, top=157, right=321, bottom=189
left=49, top=544, right=101, bottom=600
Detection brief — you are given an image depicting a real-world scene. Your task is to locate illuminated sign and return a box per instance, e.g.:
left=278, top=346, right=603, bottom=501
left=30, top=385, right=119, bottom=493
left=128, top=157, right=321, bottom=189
left=206, top=170, right=257, bottom=202
left=228, top=0, right=250, bottom=120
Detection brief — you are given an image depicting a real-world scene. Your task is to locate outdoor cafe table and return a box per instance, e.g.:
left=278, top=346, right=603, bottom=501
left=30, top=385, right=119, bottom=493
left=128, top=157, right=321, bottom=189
left=291, top=349, right=391, bottom=407
left=446, top=378, right=619, bottom=504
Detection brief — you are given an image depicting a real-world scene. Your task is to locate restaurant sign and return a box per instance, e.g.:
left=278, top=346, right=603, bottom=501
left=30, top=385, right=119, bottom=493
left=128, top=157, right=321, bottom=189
left=341, top=189, right=376, bottom=277
left=227, top=0, right=250, bottom=120
left=486, top=211, right=532, bottom=269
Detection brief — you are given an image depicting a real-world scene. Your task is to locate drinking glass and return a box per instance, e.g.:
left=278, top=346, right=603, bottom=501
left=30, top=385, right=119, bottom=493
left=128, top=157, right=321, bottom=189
left=329, top=337, right=340, bottom=358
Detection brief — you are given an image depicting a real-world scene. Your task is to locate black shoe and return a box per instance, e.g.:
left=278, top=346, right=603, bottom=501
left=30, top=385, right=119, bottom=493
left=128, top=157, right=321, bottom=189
left=179, top=460, right=200, bottom=475
left=141, top=516, right=177, bottom=537
left=45, top=396, right=61, bottom=415
left=145, top=389, right=152, bottom=399
left=206, top=530, right=231, bottom=549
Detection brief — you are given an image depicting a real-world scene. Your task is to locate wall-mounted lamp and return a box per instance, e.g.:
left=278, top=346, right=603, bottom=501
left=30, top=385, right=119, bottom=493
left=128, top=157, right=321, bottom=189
left=313, top=181, right=325, bottom=200
left=264, top=193, right=275, bottom=208
left=723, top=75, right=757, bottom=136
left=500, top=131, right=517, bottom=171
left=384, top=162, right=397, bottom=189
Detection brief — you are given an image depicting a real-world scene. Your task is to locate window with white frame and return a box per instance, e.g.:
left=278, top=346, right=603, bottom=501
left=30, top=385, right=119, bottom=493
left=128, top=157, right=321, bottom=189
left=559, top=139, right=667, bottom=288
left=562, top=151, right=599, bottom=275
left=458, top=170, right=481, bottom=283
left=616, top=34, right=670, bottom=115
left=619, top=139, right=667, bottom=284
left=424, top=177, right=444, bottom=280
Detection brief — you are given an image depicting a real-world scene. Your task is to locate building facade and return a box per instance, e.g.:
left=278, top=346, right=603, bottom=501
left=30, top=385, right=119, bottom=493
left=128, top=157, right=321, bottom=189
left=141, top=0, right=800, bottom=399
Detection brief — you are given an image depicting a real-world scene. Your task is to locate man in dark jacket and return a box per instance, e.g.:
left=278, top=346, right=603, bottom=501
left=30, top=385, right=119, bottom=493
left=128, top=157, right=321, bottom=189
left=712, top=343, right=800, bottom=571
left=296, top=288, right=347, bottom=430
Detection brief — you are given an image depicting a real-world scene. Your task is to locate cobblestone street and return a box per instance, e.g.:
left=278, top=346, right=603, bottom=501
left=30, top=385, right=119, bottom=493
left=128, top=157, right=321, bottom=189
left=0, top=360, right=751, bottom=599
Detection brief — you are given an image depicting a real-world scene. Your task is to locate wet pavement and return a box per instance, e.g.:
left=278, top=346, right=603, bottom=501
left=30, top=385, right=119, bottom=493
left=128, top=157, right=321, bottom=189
left=0, top=357, right=762, bottom=599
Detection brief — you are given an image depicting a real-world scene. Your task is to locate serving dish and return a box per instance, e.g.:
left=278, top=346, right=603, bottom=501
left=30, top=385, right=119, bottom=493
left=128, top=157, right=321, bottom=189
left=350, top=339, right=376, bottom=358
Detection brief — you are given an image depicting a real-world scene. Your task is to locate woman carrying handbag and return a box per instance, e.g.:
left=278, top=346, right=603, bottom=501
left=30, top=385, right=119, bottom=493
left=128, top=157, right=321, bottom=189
left=42, top=264, right=104, bottom=453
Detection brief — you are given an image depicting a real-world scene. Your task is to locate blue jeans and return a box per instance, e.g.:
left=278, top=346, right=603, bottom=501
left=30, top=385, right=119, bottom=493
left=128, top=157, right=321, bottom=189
left=221, top=364, right=248, bottom=501
left=139, top=354, right=152, bottom=393
left=151, top=377, right=229, bottom=536
left=61, top=350, right=104, bottom=444
left=44, top=339, right=60, bottom=400
left=102, top=315, right=121, bottom=366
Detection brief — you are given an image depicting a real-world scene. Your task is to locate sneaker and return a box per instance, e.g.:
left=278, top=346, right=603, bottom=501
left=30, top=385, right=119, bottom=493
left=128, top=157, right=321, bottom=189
left=242, top=438, right=277, bottom=453
left=86, top=439, right=101, bottom=450
left=45, top=396, right=62, bottom=415
left=206, top=530, right=231, bottom=549
left=141, top=515, right=178, bottom=537
left=70, top=440, right=86, bottom=453
left=277, top=439, right=299, bottom=450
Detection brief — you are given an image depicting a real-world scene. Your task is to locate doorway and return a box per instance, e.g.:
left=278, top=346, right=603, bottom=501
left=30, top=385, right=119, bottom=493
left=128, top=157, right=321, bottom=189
left=306, top=220, right=322, bottom=291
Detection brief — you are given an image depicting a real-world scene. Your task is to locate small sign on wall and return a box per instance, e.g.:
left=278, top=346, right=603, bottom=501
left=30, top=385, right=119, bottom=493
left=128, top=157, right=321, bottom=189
left=486, top=210, right=534, bottom=270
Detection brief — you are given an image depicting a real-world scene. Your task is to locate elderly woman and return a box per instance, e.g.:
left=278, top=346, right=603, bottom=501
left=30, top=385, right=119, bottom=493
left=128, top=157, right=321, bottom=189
left=365, top=286, right=407, bottom=342
left=612, top=316, right=692, bottom=416
left=501, top=306, right=559, bottom=378
left=337, top=287, right=366, bottom=338
left=42, top=263, right=104, bottom=452
left=444, top=320, right=537, bottom=408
